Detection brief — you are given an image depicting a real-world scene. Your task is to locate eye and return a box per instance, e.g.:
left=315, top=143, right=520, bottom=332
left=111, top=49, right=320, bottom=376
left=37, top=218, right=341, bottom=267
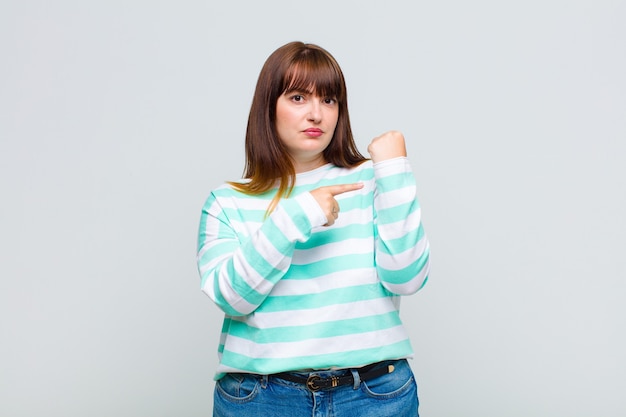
left=323, top=97, right=337, bottom=105
left=290, top=94, right=304, bottom=102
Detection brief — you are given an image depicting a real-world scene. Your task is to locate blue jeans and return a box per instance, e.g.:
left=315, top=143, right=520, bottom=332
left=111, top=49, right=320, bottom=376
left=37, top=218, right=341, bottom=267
left=213, top=359, right=419, bottom=417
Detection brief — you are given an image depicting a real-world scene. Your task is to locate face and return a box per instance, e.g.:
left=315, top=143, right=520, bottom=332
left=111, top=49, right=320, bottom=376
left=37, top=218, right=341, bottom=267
left=275, top=89, right=339, bottom=172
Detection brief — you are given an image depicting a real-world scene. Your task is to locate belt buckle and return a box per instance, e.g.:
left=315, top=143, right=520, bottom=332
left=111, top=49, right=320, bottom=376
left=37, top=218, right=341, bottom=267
left=306, top=375, right=321, bottom=391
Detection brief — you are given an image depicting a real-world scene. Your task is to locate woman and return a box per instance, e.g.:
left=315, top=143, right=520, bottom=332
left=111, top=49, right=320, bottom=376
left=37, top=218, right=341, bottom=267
left=197, top=41, right=430, bottom=417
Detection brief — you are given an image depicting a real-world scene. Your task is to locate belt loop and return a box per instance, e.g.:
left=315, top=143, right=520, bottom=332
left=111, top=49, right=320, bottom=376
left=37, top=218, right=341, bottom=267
left=350, top=369, right=361, bottom=390
left=260, top=374, right=268, bottom=389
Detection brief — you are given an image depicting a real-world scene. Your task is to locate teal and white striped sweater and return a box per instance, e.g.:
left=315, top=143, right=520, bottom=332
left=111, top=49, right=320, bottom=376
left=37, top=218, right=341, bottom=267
left=197, top=157, right=430, bottom=379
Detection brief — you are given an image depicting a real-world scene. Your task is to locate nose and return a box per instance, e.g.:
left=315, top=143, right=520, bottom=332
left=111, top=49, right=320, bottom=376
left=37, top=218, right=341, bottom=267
left=307, top=101, right=322, bottom=123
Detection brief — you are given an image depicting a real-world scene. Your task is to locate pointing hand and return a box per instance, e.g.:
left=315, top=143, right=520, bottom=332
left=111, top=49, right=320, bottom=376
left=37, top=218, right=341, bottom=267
left=310, top=183, right=364, bottom=226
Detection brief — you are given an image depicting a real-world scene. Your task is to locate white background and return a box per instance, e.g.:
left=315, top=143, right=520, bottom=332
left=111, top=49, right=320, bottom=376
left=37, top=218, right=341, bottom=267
left=1, top=1, right=625, bottom=416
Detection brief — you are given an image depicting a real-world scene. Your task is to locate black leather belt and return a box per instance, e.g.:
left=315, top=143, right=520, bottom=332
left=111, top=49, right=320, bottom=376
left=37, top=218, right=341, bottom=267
left=273, top=361, right=396, bottom=392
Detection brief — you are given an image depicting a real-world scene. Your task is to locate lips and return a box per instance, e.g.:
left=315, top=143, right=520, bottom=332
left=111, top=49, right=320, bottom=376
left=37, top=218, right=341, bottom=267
left=303, top=128, right=323, bottom=137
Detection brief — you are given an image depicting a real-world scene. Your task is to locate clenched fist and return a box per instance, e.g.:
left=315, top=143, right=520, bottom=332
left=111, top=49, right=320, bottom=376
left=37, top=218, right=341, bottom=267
left=367, top=130, right=407, bottom=163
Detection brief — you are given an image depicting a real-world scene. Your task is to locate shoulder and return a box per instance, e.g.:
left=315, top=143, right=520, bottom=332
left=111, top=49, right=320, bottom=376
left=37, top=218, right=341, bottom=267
left=200, top=183, right=274, bottom=219
left=329, top=160, right=374, bottom=176
left=332, top=160, right=374, bottom=181
left=201, top=180, right=263, bottom=207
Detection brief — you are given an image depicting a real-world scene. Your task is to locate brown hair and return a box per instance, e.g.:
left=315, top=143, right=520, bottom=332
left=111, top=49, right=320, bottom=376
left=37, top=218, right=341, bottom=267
left=230, top=41, right=367, bottom=211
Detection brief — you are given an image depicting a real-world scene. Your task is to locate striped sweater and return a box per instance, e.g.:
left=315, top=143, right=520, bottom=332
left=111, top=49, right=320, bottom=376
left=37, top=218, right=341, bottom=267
left=197, top=157, right=430, bottom=379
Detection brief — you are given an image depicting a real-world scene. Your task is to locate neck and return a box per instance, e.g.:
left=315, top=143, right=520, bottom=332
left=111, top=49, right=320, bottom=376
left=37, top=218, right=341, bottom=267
left=293, top=155, right=327, bottom=173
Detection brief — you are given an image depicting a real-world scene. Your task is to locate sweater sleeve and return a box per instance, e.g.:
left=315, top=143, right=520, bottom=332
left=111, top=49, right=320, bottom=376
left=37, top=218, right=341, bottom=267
left=197, top=190, right=327, bottom=316
left=373, top=157, right=430, bottom=294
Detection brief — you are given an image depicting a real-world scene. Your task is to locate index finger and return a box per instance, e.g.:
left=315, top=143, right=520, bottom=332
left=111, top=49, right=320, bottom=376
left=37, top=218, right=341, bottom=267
left=325, top=182, right=364, bottom=196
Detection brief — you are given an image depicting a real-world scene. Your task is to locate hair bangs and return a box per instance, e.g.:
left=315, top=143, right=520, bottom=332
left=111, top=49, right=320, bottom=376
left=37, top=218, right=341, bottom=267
left=282, top=53, right=345, bottom=101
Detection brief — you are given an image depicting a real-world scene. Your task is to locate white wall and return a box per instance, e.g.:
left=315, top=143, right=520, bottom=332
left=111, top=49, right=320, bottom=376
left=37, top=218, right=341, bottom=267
left=1, top=1, right=624, bottom=416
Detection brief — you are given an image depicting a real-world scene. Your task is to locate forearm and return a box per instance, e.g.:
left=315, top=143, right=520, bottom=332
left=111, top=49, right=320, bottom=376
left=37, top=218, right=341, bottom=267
left=197, top=191, right=326, bottom=315
left=373, top=157, right=430, bottom=294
